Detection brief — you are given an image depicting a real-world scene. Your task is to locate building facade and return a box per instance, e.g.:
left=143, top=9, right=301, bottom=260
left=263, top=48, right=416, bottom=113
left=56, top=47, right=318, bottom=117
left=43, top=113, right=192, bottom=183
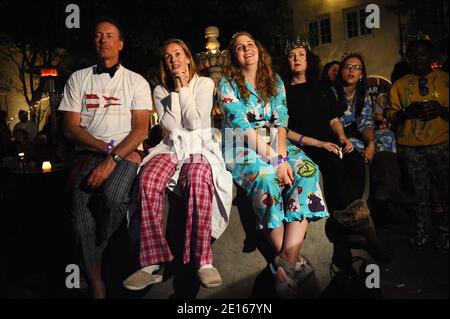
left=288, top=0, right=402, bottom=82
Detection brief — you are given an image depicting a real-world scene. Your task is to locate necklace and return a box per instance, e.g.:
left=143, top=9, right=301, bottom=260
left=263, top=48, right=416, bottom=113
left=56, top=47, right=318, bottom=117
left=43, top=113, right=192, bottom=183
left=345, top=90, right=356, bottom=113
left=407, top=70, right=437, bottom=141
left=407, top=70, right=437, bottom=103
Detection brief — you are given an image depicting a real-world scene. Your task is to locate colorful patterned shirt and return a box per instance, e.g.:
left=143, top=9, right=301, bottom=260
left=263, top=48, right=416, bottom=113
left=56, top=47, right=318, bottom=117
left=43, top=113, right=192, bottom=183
left=386, top=69, right=449, bottom=146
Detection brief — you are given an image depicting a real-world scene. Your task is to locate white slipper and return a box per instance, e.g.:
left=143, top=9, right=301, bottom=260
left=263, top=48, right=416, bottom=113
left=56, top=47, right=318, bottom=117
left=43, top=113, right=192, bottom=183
left=122, top=270, right=163, bottom=291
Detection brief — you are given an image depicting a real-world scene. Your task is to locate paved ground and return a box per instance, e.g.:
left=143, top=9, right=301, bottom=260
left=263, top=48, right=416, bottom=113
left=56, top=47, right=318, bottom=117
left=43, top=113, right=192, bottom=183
left=0, top=168, right=448, bottom=299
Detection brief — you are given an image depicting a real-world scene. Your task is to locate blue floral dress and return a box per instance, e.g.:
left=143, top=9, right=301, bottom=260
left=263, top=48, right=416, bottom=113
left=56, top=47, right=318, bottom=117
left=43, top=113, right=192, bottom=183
left=218, top=75, right=328, bottom=230
left=333, top=88, right=397, bottom=154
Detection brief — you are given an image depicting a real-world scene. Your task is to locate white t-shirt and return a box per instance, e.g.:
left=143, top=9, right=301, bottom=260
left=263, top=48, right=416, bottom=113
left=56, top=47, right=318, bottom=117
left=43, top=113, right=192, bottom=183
left=58, top=65, right=152, bottom=147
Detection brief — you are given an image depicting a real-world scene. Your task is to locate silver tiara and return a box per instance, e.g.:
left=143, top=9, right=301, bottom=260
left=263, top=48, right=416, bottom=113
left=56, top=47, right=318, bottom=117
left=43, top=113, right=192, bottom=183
left=285, top=37, right=311, bottom=54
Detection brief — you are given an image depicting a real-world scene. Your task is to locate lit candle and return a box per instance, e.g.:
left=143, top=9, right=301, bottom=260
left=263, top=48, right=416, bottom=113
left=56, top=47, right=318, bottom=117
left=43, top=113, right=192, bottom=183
left=42, top=161, right=52, bottom=172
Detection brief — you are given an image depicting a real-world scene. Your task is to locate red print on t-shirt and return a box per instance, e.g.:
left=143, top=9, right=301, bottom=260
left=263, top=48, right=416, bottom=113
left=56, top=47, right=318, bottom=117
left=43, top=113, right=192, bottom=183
left=103, top=96, right=121, bottom=107
left=85, top=94, right=100, bottom=108
left=84, top=94, right=121, bottom=109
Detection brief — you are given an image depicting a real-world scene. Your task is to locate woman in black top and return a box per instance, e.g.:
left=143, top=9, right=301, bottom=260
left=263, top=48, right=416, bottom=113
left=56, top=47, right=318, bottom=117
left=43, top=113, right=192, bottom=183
left=282, top=40, right=366, bottom=214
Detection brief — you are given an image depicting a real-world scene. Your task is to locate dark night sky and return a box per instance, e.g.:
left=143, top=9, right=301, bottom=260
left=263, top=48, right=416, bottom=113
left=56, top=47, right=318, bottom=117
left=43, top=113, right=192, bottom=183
left=0, top=0, right=293, bottom=84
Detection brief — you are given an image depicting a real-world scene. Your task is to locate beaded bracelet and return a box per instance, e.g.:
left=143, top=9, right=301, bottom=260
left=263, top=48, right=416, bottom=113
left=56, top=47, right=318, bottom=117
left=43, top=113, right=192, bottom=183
left=273, top=154, right=289, bottom=167
left=104, top=139, right=115, bottom=155
left=277, top=154, right=290, bottom=165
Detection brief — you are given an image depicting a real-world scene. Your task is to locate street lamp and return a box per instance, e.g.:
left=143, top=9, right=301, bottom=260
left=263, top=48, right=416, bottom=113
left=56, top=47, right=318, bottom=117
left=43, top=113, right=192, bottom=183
left=26, top=65, right=59, bottom=149
left=40, top=66, right=58, bottom=149
left=195, top=26, right=229, bottom=125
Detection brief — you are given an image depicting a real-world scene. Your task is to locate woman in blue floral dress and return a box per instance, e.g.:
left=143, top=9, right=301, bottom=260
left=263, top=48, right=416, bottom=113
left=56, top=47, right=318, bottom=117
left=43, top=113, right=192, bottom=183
left=333, top=56, right=397, bottom=156
left=217, top=32, right=328, bottom=297
left=333, top=53, right=416, bottom=205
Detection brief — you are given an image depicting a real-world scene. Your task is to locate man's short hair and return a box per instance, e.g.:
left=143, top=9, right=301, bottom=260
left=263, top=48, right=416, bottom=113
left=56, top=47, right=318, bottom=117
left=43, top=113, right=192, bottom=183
left=94, top=16, right=125, bottom=41
left=405, top=39, right=434, bottom=57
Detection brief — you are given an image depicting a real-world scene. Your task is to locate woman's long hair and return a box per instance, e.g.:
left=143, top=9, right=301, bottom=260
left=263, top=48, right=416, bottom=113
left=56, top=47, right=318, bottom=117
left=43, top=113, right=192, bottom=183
left=335, top=53, right=368, bottom=116
left=222, top=31, right=277, bottom=105
left=322, top=60, right=340, bottom=85
left=281, top=47, right=321, bottom=86
left=159, top=39, right=198, bottom=92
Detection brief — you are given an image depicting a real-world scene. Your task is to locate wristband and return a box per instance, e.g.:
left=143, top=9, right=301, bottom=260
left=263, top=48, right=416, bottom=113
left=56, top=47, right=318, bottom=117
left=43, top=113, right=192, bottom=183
left=104, top=139, right=115, bottom=155
left=299, top=134, right=305, bottom=146
left=274, top=154, right=289, bottom=167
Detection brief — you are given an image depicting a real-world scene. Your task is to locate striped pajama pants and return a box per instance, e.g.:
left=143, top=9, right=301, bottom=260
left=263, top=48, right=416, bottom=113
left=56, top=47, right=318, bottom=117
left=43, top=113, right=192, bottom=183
left=139, top=153, right=214, bottom=267
left=68, top=154, right=138, bottom=268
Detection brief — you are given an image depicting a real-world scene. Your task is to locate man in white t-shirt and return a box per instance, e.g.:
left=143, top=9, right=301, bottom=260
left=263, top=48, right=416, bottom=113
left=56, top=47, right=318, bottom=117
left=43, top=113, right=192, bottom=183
left=59, top=17, right=152, bottom=299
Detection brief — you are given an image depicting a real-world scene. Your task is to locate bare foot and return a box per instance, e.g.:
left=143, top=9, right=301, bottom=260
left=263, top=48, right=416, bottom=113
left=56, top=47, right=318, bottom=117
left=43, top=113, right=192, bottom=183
left=91, top=281, right=106, bottom=299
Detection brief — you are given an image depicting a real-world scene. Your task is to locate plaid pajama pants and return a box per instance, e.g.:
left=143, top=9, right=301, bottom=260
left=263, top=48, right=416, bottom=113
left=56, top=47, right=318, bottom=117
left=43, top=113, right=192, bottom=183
left=68, top=153, right=139, bottom=268
left=139, top=153, right=214, bottom=267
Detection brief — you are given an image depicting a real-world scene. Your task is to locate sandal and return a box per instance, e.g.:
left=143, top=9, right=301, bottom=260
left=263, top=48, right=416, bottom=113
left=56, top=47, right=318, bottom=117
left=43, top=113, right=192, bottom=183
left=294, top=256, right=315, bottom=284
left=271, top=256, right=300, bottom=298
left=270, top=263, right=298, bottom=299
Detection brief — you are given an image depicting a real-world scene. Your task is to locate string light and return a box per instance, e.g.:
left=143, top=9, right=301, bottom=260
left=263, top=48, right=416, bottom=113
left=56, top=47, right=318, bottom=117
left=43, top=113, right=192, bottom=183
left=7, top=96, right=51, bottom=124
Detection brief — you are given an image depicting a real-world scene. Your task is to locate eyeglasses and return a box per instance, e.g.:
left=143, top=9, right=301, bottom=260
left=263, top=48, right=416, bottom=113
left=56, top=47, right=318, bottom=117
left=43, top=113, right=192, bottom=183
left=419, top=77, right=429, bottom=96
left=342, top=64, right=363, bottom=72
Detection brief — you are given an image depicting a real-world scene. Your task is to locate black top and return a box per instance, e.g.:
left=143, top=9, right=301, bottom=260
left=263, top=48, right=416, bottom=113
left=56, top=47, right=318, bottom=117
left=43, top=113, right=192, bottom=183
left=286, top=81, right=341, bottom=143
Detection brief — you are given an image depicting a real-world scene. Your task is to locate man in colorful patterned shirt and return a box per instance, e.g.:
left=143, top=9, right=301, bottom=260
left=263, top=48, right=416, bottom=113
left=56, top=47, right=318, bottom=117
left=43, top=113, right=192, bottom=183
left=386, top=37, right=449, bottom=251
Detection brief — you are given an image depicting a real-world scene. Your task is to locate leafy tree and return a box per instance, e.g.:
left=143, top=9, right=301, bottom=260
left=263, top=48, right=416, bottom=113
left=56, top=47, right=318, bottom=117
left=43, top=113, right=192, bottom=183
left=1, top=0, right=294, bottom=90
left=0, top=0, right=68, bottom=120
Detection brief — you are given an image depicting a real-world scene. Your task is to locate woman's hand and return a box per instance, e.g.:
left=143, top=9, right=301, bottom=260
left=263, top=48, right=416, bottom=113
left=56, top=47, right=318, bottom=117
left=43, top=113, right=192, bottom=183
left=339, top=136, right=354, bottom=153
left=363, top=142, right=376, bottom=163
left=318, top=141, right=340, bottom=155
left=172, top=68, right=189, bottom=92
left=276, top=161, right=294, bottom=187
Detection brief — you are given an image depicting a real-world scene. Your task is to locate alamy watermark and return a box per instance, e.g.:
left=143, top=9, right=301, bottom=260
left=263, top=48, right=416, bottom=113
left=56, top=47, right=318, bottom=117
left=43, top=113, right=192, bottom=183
left=365, top=264, right=380, bottom=289
left=65, top=4, right=80, bottom=29
left=65, top=264, right=80, bottom=289
left=65, top=4, right=380, bottom=30
left=365, top=4, right=380, bottom=29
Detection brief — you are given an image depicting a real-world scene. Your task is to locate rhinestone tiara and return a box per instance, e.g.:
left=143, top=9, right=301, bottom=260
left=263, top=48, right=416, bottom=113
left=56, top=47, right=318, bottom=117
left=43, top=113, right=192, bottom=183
left=285, top=36, right=311, bottom=54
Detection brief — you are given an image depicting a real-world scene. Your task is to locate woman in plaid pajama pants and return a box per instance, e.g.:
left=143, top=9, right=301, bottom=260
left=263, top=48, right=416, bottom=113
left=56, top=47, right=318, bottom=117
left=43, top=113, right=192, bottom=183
left=123, top=39, right=231, bottom=290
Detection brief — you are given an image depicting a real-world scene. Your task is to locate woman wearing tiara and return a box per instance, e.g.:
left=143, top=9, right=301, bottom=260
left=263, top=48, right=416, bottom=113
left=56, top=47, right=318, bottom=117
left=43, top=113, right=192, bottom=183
left=283, top=40, right=396, bottom=267
left=282, top=39, right=367, bottom=221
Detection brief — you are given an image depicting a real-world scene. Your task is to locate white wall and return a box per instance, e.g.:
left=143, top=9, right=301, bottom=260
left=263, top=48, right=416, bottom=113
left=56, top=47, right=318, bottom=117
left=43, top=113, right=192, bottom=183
left=0, top=49, right=52, bottom=131
left=288, top=0, right=402, bottom=80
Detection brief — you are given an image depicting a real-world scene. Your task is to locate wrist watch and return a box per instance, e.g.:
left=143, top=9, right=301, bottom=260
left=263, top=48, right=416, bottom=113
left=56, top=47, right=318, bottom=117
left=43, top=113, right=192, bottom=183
left=110, top=151, right=122, bottom=163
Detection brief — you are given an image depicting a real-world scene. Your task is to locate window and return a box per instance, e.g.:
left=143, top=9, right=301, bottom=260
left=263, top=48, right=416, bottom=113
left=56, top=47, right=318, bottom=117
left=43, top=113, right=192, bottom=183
left=308, top=15, right=332, bottom=47
left=345, top=7, right=373, bottom=38
left=308, top=21, right=319, bottom=47
left=359, top=8, right=372, bottom=35
left=320, top=18, right=332, bottom=44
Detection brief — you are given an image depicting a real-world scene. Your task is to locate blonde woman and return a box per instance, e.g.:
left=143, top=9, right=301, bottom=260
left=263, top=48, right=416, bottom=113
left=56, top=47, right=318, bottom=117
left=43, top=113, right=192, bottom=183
left=123, top=39, right=232, bottom=290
